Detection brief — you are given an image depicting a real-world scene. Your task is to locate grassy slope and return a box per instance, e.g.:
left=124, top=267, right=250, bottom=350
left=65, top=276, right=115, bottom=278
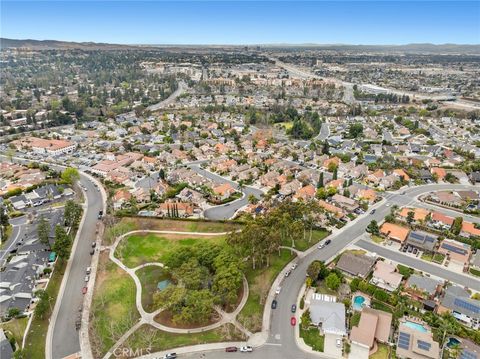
left=136, top=266, right=169, bottom=313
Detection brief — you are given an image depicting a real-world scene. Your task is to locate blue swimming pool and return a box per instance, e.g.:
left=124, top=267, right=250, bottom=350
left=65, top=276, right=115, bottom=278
left=404, top=321, right=428, bottom=333
left=446, top=337, right=461, bottom=348
left=353, top=295, right=366, bottom=311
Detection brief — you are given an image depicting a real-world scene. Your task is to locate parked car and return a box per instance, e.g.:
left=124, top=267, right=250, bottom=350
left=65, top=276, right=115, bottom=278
left=285, top=270, right=291, bottom=277
left=162, top=353, right=177, bottom=359
left=86, top=267, right=91, bottom=275
left=225, top=347, right=238, bottom=352
left=92, top=241, right=96, bottom=248
left=97, top=210, right=103, bottom=219
left=318, top=243, right=325, bottom=249
left=413, top=248, right=418, bottom=254
left=291, top=263, right=297, bottom=270
left=325, top=239, right=331, bottom=245
left=370, top=209, right=376, bottom=214
left=291, top=304, right=297, bottom=313
left=275, top=286, right=281, bottom=295
left=239, top=346, right=253, bottom=353
left=90, top=249, right=95, bottom=255
left=84, top=275, right=89, bottom=282
left=290, top=317, right=296, bottom=326
left=271, top=300, right=278, bottom=309
left=82, top=286, right=87, bottom=294
left=336, top=338, right=342, bottom=347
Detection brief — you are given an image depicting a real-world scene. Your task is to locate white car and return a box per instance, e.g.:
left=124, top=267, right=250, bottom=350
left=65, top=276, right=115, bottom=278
left=239, top=346, right=253, bottom=352
left=275, top=286, right=281, bottom=295
left=291, top=263, right=297, bottom=270
left=336, top=338, right=342, bottom=348
left=84, top=275, right=90, bottom=282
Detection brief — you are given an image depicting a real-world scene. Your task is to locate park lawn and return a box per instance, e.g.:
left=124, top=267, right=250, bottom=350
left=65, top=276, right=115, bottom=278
left=284, top=229, right=329, bottom=251
left=0, top=316, right=28, bottom=351
left=137, top=265, right=169, bottom=313
left=370, top=343, right=390, bottom=359
left=23, top=259, right=66, bottom=359
left=300, top=327, right=324, bottom=352
left=120, top=323, right=246, bottom=353
left=238, top=249, right=296, bottom=332
left=116, top=233, right=225, bottom=268
left=90, top=254, right=139, bottom=358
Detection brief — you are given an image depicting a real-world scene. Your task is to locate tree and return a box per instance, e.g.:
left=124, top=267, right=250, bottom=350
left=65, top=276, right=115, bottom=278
left=307, top=260, right=324, bottom=281
left=325, top=272, right=341, bottom=290
left=248, top=194, right=258, bottom=204
left=451, top=217, right=463, bottom=235
left=322, top=140, right=330, bottom=155
left=52, top=225, right=71, bottom=260
left=34, top=290, right=50, bottom=319
left=38, top=215, right=50, bottom=247
left=348, top=122, right=364, bottom=138
left=406, top=211, right=415, bottom=226
left=317, top=172, right=324, bottom=189
left=61, top=167, right=80, bottom=185
left=333, top=167, right=338, bottom=180
left=0, top=206, right=9, bottom=241
left=366, top=220, right=379, bottom=235
left=159, top=168, right=166, bottom=180
left=64, top=200, right=82, bottom=228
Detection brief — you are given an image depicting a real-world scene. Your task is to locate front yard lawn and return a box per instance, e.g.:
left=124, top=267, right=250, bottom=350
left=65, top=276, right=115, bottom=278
left=119, top=323, right=246, bottom=353
left=371, top=235, right=384, bottom=244
left=90, top=253, right=139, bottom=357
left=370, top=343, right=391, bottom=359
left=0, top=316, right=28, bottom=351
left=433, top=253, right=445, bottom=264
left=300, top=327, right=324, bottom=352
left=238, top=249, right=296, bottom=332
left=421, top=253, right=433, bottom=261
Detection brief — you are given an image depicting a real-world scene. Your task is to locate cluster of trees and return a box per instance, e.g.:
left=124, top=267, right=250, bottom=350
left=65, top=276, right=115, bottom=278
left=64, top=200, right=83, bottom=228
left=353, top=87, right=410, bottom=104
left=228, top=201, right=320, bottom=269
left=0, top=207, right=9, bottom=241
left=306, top=260, right=343, bottom=290
left=153, top=242, right=243, bottom=325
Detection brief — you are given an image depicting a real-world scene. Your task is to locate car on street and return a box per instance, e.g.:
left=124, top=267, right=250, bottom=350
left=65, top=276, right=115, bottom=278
left=92, top=241, right=96, bottom=248
left=82, top=286, right=87, bottom=294
left=271, top=300, right=277, bottom=309
left=285, top=270, right=291, bottom=277
left=290, top=317, right=296, bottom=326
left=225, top=347, right=238, bottom=352
left=97, top=210, right=103, bottom=219
left=85, top=275, right=90, bottom=282
left=325, top=239, right=331, bottom=245
left=386, top=203, right=390, bottom=207
left=89, top=249, right=95, bottom=255
left=291, top=304, right=297, bottom=313
left=275, top=286, right=281, bottom=295
left=239, top=346, right=253, bottom=353
left=291, top=263, right=297, bottom=270
left=370, top=209, right=376, bottom=214
left=318, top=243, right=325, bottom=249
left=401, top=191, right=406, bottom=195
left=336, top=338, right=342, bottom=347
left=162, top=353, right=177, bottom=359
left=86, top=267, right=91, bottom=275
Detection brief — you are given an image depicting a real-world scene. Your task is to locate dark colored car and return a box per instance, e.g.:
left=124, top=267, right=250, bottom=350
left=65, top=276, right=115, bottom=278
left=97, top=210, right=103, bottom=219
left=325, top=239, right=331, bottom=245
left=271, top=300, right=278, bottom=309
left=163, top=353, right=177, bottom=359
left=370, top=209, right=376, bottom=215
left=90, top=249, right=95, bottom=255
left=291, top=304, right=297, bottom=313
left=225, top=347, right=238, bottom=352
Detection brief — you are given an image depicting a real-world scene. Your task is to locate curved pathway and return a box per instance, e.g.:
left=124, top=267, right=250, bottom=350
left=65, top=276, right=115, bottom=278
left=103, top=229, right=250, bottom=358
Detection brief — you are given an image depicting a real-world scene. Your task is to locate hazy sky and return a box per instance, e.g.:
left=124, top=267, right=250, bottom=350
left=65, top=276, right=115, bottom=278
left=1, top=1, right=479, bottom=45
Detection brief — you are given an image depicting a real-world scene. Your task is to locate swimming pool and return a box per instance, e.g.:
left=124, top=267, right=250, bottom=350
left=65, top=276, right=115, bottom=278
left=353, top=295, right=366, bottom=311
left=446, top=337, right=461, bottom=348
left=404, top=320, right=428, bottom=333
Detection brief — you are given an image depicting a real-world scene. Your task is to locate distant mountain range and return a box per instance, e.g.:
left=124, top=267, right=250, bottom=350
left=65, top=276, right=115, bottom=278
left=1, top=38, right=479, bottom=54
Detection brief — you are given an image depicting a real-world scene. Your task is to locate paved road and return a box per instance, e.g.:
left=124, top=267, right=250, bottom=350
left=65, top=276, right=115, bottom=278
left=187, top=164, right=263, bottom=220
left=176, top=183, right=479, bottom=359
left=356, top=239, right=480, bottom=291
left=50, top=174, right=104, bottom=358
left=147, top=81, right=186, bottom=111
left=314, top=122, right=330, bottom=142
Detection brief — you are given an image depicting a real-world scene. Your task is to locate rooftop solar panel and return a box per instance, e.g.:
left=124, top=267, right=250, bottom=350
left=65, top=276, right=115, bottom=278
left=454, top=298, right=480, bottom=314
left=460, top=350, right=478, bottom=359
left=417, top=340, right=432, bottom=351
left=441, top=243, right=467, bottom=255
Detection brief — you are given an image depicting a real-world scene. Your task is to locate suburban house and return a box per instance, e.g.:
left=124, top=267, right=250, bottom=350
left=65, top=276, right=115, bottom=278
left=429, top=211, right=454, bottom=230
left=437, top=239, right=472, bottom=267
left=460, top=221, right=480, bottom=239
left=405, top=231, right=438, bottom=253
left=399, top=207, right=430, bottom=223
left=157, top=202, right=194, bottom=218
left=212, top=183, right=236, bottom=201
left=438, top=286, right=480, bottom=330
left=380, top=222, right=410, bottom=243
left=370, top=261, right=403, bottom=292
left=336, top=252, right=376, bottom=279
left=349, top=308, right=392, bottom=359
left=396, top=321, right=440, bottom=359
left=404, top=274, right=443, bottom=301
left=309, top=294, right=346, bottom=358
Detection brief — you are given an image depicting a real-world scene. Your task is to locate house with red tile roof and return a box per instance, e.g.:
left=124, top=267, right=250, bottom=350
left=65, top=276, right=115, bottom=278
left=293, top=185, right=316, bottom=202
left=380, top=222, right=410, bottom=243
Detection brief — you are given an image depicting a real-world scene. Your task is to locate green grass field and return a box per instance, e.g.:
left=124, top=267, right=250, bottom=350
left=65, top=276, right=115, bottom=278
left=300, top=327, right=324, bottom=352
left=238, top=249, right=296, bottom=332
left=90, top=255, right=139, bottom=357
left=370, top=343, right=391, bottom=359
left=116, top=233, right=225, bottom=268
left=136, top=265, right=169, bottom=313
left=283, top=229, right=329, bottom=251
left=120, top=323, right=246, bottom=353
